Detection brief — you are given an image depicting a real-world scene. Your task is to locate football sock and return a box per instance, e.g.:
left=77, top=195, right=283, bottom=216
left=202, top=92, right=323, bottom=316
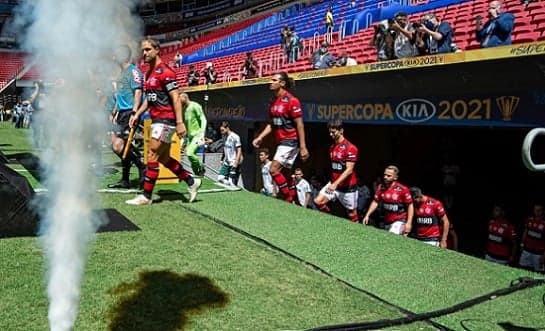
left=142, top=161, right=159, bottom=199
left=165, top=157, right=194, bottom=186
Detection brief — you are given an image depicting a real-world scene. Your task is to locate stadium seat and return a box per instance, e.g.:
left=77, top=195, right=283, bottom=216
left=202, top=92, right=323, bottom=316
left=513, top=31, right=540, bottom=43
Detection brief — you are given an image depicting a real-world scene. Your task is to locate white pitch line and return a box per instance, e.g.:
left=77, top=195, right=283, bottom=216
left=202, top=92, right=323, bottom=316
left=35, top=187, right=241, bottom=194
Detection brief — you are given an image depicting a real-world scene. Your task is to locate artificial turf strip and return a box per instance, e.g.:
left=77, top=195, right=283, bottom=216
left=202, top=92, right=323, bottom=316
left=1, top=122, right=543, bottom=330
left=0, top=196, right=432, bottom=331
left=184, top=191, right=545, bottom=330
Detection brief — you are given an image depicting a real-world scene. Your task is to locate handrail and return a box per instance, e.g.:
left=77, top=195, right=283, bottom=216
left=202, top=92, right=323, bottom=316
left=522, top=128, right=545, bottom=172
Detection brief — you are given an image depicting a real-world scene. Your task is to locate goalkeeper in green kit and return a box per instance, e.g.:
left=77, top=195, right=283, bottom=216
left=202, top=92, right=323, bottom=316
left=180, top=92, right=207, bottom=176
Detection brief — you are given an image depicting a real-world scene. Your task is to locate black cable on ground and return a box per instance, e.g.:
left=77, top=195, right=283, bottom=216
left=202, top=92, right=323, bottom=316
left=181, top=205, right=452, bottom=331
left=306, top=277, right=545, bottom=331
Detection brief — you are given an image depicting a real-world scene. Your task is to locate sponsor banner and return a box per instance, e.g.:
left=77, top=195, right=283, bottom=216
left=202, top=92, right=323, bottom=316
left=301, top=93, right=545, bottom=127
left=206, top=104, right=247, bottom=120
left=364, top=53, right=464, bottom=73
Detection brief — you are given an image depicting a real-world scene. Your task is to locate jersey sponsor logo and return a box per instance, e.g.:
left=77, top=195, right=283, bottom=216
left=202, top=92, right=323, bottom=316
left=331, top=162, right=343, bottom=170
left=383, top=203, right=399, bottom=212
left=131, top=69, right=141, bottom=84
left=417, top=217, right=433, bottom=225
left=528, top=230, right=543, bottom=239
left=488, top=234, right=503, bottom=242
left=272, top=117, right=283, bottom=126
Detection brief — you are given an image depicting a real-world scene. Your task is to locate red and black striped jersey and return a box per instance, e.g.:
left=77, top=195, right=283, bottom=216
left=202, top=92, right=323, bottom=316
left=144, top=62, right=178, bottom=122
left=486, top=218, right=516, bottom=260
left=373, top=181, right=413, bottom=224
left=329, top=138, right=358, bottom=190
left=522, top=216, right=545, bottom=254
left=413, top=196, right=445, bottom=240
left=269, top=91, right=302, bottom=145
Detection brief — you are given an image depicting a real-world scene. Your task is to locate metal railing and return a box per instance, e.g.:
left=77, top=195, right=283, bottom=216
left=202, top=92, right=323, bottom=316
left=522, top=128, right=545, bottom=172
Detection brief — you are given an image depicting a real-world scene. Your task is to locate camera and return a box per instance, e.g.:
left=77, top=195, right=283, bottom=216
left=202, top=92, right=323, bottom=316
left=412, top=22, right=422, bottom=28
left=387, top=18, right=396, bottom=25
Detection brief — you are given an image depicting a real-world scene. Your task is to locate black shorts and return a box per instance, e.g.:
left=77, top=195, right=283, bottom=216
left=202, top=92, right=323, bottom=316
left=114, top=111, right=132, bottom=139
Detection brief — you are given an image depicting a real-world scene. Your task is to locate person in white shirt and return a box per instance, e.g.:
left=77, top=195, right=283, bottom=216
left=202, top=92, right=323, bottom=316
left=259, top=148, right=276, bottom=196
left=293, top=168, right=312, bottom=208
left=218, top=121, right=243, bottom=186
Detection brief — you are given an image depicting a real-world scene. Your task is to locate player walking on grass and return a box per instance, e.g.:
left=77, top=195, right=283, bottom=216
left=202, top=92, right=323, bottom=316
left=313, top=120, right=359, bottom=222
left=107, top=45, right=146, bottom=189
left=252, top=71, right=309, bottom=203
left=125, top=37, right=201, bottom=205
left=180, top=92, right=207, bottom=176
left=363, top=165, right=414, bottom=235
left=409, top=187, right=450, bottom=247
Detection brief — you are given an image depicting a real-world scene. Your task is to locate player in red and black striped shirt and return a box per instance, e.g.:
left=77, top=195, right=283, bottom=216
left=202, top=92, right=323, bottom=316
left=485, top=205, right=517, bottom=265
left=519, top=204, right=545, bottom=272
left=126, top=37, right=201, bottom=205
left=314, top=120, right=359, bottom=222
left=252, top=72, right=309, bottom=203
left=363, top=165, right=414, bottom=235
left=409, top=187, right=450, bottom=248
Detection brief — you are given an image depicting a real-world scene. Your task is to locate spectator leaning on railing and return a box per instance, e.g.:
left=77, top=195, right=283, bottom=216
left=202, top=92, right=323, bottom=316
left=476, top=0, right=514, bottom=48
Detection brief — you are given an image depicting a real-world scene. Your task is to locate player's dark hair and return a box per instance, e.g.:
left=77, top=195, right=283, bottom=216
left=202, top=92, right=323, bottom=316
left=220, top=121, right=230, bottom=129
left=276, top=71, right=295, bottom=90
left=327, top=119, right=344, bottom=130
left=259, top=148, right=270, bottom=155
left=409, top=187, right=423, bottom=199
left=142, top=36, right=160, bottom=50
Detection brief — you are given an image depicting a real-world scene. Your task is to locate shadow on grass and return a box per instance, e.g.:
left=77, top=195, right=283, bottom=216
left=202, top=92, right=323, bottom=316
left=156, top=189, right=189, bottom=203
left=498, top=322, right=544, bottom=331
left=107, top=270, right=229, bottom=331
left=461, top=319, right=544, bottom=331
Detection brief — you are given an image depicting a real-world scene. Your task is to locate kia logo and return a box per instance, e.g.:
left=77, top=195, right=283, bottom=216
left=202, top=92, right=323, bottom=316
left=395, top=99, right=436, bottom=123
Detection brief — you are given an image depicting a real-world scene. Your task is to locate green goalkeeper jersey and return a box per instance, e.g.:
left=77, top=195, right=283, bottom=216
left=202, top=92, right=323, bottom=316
left=183, top=101, right=207, bottom=137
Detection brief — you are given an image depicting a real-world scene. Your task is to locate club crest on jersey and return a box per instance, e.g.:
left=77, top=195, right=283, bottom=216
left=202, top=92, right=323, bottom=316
left=132, top=69, right=141, bottom=84
left=155, top=68, right=163, bottom=74
left=281, top=96, right=289, bottom=102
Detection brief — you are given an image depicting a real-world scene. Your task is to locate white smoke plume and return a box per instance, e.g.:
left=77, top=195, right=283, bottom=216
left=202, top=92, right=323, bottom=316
left=13, top=1, right=143, bottom=330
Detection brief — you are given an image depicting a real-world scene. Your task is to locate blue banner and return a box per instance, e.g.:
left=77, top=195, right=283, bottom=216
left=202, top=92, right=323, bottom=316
left=301, top=92, right=545, bottom=127
left=205, top=91, right=545, bottom=127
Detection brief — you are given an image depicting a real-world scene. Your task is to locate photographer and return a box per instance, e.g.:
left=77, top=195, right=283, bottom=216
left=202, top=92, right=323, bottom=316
left=187, top=65, right=200, bottom=86
left=415, top=13, right=453, bottom=55
left=389, top=12, right=418, bottom=59
left=240, top=52, right=258, bottom=79
left=476, top=0, right=514, bottom=48
left=201, top=62, right=217, bottom=85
